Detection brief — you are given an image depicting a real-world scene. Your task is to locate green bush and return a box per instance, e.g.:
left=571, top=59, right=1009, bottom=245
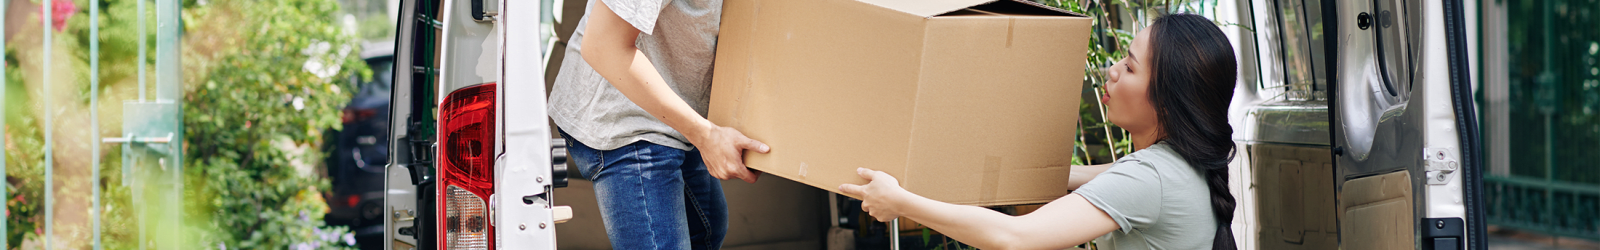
left=182, top=0, right=368, bottom=248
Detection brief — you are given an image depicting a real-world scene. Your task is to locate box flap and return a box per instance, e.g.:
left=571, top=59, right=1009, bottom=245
left=856, top=0, right=1082, bottom=17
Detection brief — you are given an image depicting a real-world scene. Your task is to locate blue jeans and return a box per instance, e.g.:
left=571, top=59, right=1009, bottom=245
left=562, top=131, right=728, bottom=250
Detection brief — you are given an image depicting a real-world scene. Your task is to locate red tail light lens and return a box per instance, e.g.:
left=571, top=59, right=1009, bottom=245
left=438, top=83, right=497, bottom=250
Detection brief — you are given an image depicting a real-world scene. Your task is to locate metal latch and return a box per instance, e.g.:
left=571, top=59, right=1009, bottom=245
left=103, top=132, right=177, bottom=185
left=1424, top=148, right=1460, bottom=185
left=102, top=133, right=174, bottom=144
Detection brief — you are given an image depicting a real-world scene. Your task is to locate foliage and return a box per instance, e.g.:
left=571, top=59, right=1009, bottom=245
left=181, top=0, right=368, bottom=248
left=2, top=60, right=45, bottom=246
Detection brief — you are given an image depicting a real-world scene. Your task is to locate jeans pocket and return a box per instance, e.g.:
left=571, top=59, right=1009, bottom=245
left=573, top=149, right=602, bottom=180
left=561, top=132, right=605, bottom=180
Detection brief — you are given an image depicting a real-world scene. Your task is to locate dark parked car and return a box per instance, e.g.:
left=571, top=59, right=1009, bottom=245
left=325, top=41, right=395, bottom=250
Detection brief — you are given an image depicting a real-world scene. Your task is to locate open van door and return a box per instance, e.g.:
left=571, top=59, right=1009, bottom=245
left=384, top=0, right=570, bottom=249
left=1325, top=0, right=1486, bottom=248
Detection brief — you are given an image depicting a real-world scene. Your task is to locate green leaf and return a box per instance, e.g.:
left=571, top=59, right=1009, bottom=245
left=922, top=227, right=931, bottom=245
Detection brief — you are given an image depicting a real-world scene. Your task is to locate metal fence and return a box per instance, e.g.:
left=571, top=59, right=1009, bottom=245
left=1485, top=176, right=1600, bottom=241
left=2, top=0, right=185, bottom=248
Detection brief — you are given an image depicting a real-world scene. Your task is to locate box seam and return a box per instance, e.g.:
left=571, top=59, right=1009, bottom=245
left=901, top=18, right=934, bottom=191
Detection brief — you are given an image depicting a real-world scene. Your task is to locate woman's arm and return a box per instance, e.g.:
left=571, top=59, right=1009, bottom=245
left=1068, top=163, right=1113, bottom=190
left=840, top=168, right=1120, bottom=250
left=581, top=0, right=768, bottom=183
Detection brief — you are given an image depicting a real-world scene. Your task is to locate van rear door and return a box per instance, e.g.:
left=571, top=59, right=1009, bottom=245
left=1326, top=0, right=1486, bottom=249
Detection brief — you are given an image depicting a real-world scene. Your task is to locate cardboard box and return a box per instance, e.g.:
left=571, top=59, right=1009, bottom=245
left=709, top=0, right=1092, bottom=206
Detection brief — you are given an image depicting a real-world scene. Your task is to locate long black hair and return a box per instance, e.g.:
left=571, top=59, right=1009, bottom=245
left=1146, top=13, right=1239, bottom=250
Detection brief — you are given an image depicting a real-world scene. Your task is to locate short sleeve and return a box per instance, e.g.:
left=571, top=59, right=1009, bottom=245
left=1074, top=159, right=1164, bottom=233
left=601, top=0, right=671, bottom=35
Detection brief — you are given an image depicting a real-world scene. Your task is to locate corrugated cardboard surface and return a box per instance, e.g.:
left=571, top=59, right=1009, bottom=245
left=710, top=0, right=1091, bottom=206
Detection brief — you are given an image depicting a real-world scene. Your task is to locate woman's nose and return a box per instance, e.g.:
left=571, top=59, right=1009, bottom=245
left=1105, top=66, right=1120, bottom=83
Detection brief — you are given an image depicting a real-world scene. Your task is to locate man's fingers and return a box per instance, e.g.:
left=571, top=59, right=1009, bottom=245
left=730, top=162, right=757, bottom=183
left=739, top=173, right=758, bottom=183
left=838, top=184, right=864, bottom=196
left=856, top=168, right=876, bottom=181
left=739, top=138, right=770, bottom=154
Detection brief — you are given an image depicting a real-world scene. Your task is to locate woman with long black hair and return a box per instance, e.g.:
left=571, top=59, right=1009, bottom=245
left=839, top=13, right=1239, bottom=250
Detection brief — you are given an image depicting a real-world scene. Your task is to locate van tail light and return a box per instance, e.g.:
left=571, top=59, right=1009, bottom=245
left=438, top=83, right=497, bottom=250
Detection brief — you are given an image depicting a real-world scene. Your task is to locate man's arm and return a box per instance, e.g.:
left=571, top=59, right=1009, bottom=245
left=581, top=0, right=767, bottom=183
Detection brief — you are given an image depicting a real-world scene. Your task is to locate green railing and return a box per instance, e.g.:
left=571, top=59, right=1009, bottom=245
left=1485, top=175, right=1600, bottom=241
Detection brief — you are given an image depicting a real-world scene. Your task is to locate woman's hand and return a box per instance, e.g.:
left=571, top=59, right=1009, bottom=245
left=838, top=168, right=910, bottom=222
left=688, top=125, right=769, bottom=183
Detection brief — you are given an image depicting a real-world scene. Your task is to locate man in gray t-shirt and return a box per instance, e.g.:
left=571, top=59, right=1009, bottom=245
left=550, top=0, right=769, bottom=248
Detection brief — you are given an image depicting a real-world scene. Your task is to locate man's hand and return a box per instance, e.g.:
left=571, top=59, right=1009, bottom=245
left=690, top=125, right=769, bottom=183
left=839, top=168, right=909, bottom=222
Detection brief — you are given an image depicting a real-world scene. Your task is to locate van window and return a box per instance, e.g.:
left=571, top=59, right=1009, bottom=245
left=1258, top=0, right=1328, bottom=102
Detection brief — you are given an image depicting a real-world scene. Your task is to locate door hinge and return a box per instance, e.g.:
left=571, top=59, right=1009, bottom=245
left=1424, top=148, right=1459, bottom=185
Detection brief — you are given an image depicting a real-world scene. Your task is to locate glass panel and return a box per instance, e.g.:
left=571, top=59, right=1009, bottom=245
left=1272, top=0, right=1325, bottom=101
left=1374, top=0, right=1419, bottom=98
left=1253, top=0, right=1286, bottom=99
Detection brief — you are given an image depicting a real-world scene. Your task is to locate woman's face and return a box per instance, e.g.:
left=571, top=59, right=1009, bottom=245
left=1104, top=28, right=1160, bottom=134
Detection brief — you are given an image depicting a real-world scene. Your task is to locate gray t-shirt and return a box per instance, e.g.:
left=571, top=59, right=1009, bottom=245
left=549, top=0, right=722, bottom=151
left=1075, top=143, right=1217, bottom=249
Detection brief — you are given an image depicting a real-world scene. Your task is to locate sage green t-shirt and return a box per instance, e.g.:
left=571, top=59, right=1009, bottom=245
left=1075, top=143, right=1218, bottom=249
